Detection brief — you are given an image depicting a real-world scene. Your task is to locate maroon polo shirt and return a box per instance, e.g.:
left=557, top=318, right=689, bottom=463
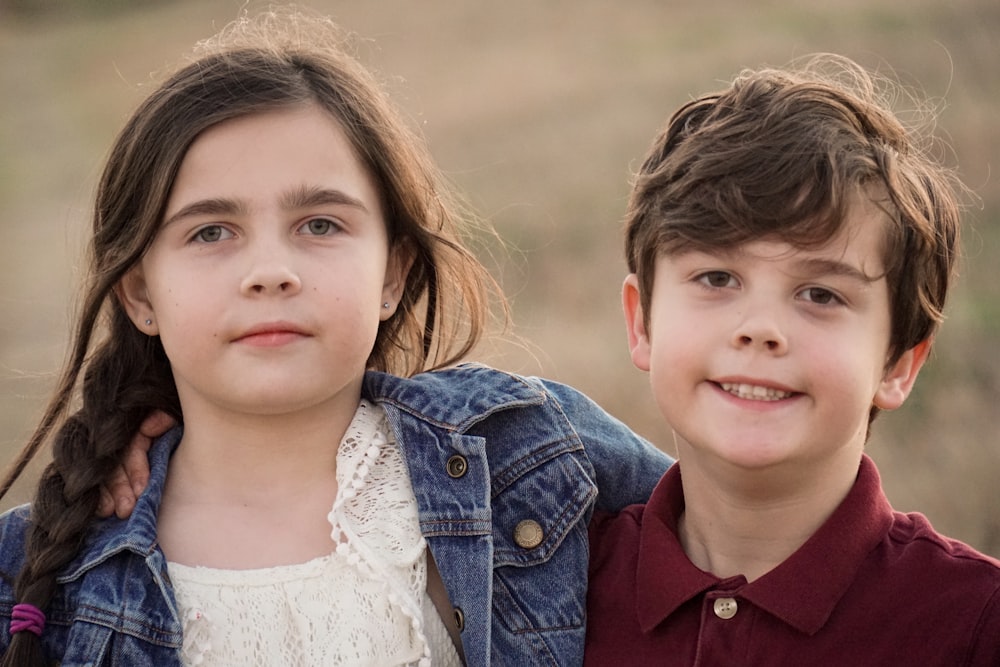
left=586, top=456, right=1000, bottom=666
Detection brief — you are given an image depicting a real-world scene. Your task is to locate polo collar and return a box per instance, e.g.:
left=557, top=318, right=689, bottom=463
left=636, top=455, right=893, bottom=635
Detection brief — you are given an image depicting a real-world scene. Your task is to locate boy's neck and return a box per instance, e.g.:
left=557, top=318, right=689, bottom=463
left=675, top=446, right=862, bottom=583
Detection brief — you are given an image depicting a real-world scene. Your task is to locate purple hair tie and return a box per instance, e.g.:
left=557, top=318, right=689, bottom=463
left=10, top=603, right=45, bottom=637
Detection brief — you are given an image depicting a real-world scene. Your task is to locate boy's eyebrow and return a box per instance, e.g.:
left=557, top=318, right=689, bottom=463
left=163, top=186, right=370, bottom=227
left=791, top=257, right=880, bottom=283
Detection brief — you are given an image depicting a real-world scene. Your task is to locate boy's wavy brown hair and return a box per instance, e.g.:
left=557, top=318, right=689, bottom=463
left=625, top=54, right=964, bottom=371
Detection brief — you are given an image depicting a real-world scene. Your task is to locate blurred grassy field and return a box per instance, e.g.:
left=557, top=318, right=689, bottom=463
left=1, top=0, right=997, bottom=556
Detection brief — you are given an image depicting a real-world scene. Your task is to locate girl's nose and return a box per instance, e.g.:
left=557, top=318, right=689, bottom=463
left=240, top=255, right=302, bottom=296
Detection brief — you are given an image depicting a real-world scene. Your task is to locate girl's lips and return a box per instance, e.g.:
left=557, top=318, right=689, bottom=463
left=236, top=330, right=308, bottom=347
left=233, top=322, right=310, bottom=346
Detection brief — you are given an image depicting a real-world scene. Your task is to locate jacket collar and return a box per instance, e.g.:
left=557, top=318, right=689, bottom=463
left=58, top=427, right=182, bottom=583
left=60, top=364, right=544, bottom=577
left=363, top=364, right=547, bottom=431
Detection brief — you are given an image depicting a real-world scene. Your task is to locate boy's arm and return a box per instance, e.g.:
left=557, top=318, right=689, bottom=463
left=537, top=378, right=673, bottom=511
left=96, top=411, right=174, bottom=518
left=103, top=380, right=673, bottom=518
left=968, top=584, right=1000, bottom=666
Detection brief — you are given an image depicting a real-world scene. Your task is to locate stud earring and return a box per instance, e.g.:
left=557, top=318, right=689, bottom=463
left=145, top=319, right=152, bottom=326
left=382, top=302, right=390, bottom=309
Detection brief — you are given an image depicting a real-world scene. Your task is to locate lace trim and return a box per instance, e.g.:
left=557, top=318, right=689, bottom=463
left=167, top=400, right=458, bottom=666
left=329, top=401, right=432, bottom=666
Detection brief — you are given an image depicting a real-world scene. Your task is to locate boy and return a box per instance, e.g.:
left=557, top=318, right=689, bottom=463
left=585, top=55, right=1000, bottom=666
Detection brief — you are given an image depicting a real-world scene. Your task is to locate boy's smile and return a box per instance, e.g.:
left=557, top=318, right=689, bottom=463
left=718, top=382, right=794, bottom=401
left=624, top=191, right=926, bottom=481
left=588, top=56, right=994, bottom=662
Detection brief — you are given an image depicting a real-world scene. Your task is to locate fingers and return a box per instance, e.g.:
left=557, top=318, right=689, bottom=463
left=98, top=484, right=116, bottom=518
left=117, top=411, right=176, bottom=518
left=121, top=433, right=152, bottom=497
left=95, top=410, right=176, bottom=520
left=139, top=410, right=175, bottom=439
left=109, top=465, right=138, bottom=519
left=95, top=465, right=135, bottom=519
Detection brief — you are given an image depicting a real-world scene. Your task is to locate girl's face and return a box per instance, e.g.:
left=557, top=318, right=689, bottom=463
left=120, top=104, right=408, bottom=424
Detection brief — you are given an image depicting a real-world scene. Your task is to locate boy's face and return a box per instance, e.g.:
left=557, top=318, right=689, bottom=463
left=623, top=194, right=929, bottom=476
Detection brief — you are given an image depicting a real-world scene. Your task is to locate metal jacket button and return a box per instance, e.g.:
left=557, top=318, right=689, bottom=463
left=513, top=519, right=544, bottom=549
left=446, top=455, right=467, bottom=478
left=454, top=607, right=465, bottom=631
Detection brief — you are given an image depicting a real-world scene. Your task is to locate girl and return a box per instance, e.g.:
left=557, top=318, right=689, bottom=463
left=0, top=10, right=670, bottom=667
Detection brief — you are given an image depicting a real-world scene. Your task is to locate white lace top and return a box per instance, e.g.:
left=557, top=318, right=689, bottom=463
left=166, top=400, right=462, bottom=667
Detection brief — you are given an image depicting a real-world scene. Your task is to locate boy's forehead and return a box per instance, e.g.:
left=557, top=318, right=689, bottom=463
left=659, top=187, right=893, bottom=266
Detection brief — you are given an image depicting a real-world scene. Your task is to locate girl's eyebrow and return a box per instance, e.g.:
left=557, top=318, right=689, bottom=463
left=163, top=186, right=370, bottom=227
left=280, top=185, right=370, bottom=213
left=162, top=197, right=248, bottom=227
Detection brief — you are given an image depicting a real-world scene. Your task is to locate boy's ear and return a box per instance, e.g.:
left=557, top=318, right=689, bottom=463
left=116, top=267, right=159, bottom=335
left=380, top=241, right=416, bottom=321
left=873, top=339, right=932, bottom=410
left=623, top=274, right=652, bottom=372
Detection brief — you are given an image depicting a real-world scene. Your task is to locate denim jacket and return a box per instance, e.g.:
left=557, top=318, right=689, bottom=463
left=0, top=364, right=673, bottom=666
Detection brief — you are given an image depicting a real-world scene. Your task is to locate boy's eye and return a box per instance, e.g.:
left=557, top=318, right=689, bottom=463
left=192, top=225, right=233, bottom=243
left=300, top=217, right=339, bottom=236
left=800, top=286, right=841, bottom=305
left=697, top=271, right=737, bottom=288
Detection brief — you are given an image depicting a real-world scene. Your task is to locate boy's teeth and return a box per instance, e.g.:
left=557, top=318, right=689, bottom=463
left=719, top=382, right=792, bottom=401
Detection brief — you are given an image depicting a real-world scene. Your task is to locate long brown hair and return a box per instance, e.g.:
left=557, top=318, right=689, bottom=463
left=0, top=11, right=501, bottom=665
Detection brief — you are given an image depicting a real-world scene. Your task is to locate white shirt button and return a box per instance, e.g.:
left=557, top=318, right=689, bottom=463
left=713, top=597, right=738, bottom=619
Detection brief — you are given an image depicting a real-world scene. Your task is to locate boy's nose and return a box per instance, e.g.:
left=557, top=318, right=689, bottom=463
left=731, top=313, right=788, bottom=354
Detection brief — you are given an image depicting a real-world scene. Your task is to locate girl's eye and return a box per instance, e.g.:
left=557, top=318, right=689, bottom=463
left=800, top=286, right=842, bottom=305
left=697, top=271, right=737, bottom=288
left=300, top=217, right=340, bottom=236
left=192, top=225, right=233, bottom=243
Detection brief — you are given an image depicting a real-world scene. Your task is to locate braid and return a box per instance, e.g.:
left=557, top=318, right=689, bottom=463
left=2, top=10, right=508, bottom=663
left=4, top=419, right=104, bottom=665
left=1, top=306, right=179, bottom=667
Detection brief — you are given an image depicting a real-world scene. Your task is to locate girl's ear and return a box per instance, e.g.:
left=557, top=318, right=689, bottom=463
left=380, top=241, right=416, bottom=321
left=873, top=338, right=932, bottom=410
left=623, top=274, right=652, bottom=372
left=116, top=267, right=159, bottom=335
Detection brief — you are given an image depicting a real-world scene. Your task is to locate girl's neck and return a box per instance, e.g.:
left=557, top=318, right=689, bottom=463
left=156, top=397, right=360, bottom=568
left=170, top=397, right=357, bottom=499
left=675, top=446, right=861, bottom=583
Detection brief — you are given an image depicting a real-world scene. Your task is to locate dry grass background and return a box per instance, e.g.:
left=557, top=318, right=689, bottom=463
left=0, top=0, right=997, bottom=556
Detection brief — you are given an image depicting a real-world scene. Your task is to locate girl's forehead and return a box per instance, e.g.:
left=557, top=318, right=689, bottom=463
left=183, top=104, right=351, bottom=159
left=167, top=104, right=381, bottom=217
